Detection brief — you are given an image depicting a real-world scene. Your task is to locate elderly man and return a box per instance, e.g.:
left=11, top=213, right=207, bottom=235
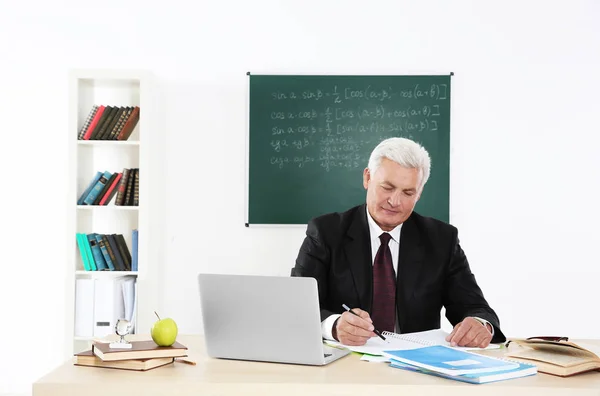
left=293, top=137, right=505, bottom=348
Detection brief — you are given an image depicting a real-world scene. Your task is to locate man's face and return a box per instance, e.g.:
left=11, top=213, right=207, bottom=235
left=363, top=158, right=422, bottom=231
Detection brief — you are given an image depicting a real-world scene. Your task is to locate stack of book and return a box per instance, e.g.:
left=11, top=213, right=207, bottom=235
left=74, top=340, right=188, bottom=371
left=78, top=105, right=140, bottom=141
left=78, top=168, right=139, bottom=206
left=76, top=231, right=138, bottom=272
left=383, top=345, right=537, bottom=384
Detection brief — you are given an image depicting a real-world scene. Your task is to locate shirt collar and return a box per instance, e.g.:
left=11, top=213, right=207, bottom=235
left=365, top=206, right=402, bottom=243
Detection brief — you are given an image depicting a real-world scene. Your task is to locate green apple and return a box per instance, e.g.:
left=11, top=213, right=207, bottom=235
left=151, top=311, right=178, bottom=347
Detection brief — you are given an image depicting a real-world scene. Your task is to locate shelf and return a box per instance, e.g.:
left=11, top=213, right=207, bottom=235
left=78, top=140, right=139, bottom=146
left=67, top=68, right=162, bottom=361
left=76, top=205, right=139, bottom=211
left=75, top=271, right=139, bottom=277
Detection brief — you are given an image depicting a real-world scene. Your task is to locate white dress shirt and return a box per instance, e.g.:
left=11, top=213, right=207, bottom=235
left=320, top=207, right=494, bottom=341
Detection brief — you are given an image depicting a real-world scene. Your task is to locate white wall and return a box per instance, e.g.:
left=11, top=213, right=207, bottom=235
left=1, top=0, right=599, bottom=393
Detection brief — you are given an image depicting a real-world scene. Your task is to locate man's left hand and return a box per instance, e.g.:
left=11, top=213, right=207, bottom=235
left=445, top=317, right=493, bottom=348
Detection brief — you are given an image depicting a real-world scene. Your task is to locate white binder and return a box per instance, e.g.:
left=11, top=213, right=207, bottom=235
left=93, top=277, right=127, bottom=337
left=122, top=278, right=136, bottom=324
left=75, top=278, right=95, bottom=337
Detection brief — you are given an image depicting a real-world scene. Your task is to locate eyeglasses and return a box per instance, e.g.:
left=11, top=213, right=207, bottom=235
left=505, top=336, right=568, bottom=348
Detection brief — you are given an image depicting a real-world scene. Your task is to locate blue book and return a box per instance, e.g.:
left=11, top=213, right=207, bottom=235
left=94, top=234, right=114, bottom=271
left=87, top=234, right=108, bottom=270
left=131, top=229, right=138, bottom=271
left=390, top=360, right=537, bottom=384
left=76, top=233, right=92, bottom=271
left=383, top=345, right=518, bottom=376
left=83, top=171, right=112, bottom=205
left=77, top=171, right=102, bottom=205
left=83, top=234, right=97, bottom=271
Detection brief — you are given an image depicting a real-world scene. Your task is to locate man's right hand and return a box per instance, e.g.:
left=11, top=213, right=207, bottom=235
left=333, top=308, right=377, bottom=346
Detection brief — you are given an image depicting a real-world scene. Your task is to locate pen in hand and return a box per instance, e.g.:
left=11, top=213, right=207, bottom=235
left=342, top=304, right=387, bottom=342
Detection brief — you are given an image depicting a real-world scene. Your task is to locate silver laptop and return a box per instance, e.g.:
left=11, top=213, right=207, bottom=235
left=198, top=273, right=350, bottom=365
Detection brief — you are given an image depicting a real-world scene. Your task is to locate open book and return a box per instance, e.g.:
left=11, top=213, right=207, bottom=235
left=506, top=338, right=600, bottom=377
left=325, top=328, right=502, bottom=357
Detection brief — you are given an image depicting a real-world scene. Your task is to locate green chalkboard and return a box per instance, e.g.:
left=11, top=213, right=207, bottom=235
left=248, top=74, right=451, bottom=225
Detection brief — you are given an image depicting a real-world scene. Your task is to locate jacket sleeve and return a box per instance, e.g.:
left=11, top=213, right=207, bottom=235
left=292, top=219, right=336, bottom=322
left=443, top=231, right=507, bottom=343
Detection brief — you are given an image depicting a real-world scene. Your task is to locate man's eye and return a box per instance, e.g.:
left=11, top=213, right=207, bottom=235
left=382, top=186, right=393, bottom=191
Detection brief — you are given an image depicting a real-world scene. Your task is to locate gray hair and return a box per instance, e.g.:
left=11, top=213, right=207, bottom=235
left=367, top=137, right=431, bottom=193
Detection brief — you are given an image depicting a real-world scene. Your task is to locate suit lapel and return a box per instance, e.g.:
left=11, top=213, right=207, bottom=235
left=397, top=214, right=424, bottom=330
left=344, top=204, right=373, bottom=311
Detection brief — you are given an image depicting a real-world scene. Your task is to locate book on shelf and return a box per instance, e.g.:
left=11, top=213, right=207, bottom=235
left=82, top=171, right=112, bottom=205
left=131, top=229, right=139, bottom=271
left=108, top=107, right=132, bottom=140
left=74, top=350, right=174, bottom=371
left=76, top=233, right=95, bottom=271
left=117, top=106, right=140, bottom=141
left=505, top=337, right=600, bottom=377
left=78, top=104, right=140, bottom=141
left=78, top=168, right=137, bottom=206
left=98, top=173, right=122, bottom=205
left=92, top=340, right=188, bottom=362
left=82, top=105, right=106, bottom=140
left=78, top=105, right=99, bottom=140
left=76, top=232, right=137, bottom=272
left=89, top=234, right=108, bottom=270
left=122, top=168, right=139, bottom=206
left=116, top=234, right=132, bottom=269
left=77, top=171, right=102, bottom=205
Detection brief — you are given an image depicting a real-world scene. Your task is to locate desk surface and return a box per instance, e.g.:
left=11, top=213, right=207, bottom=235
left=33, top=335, right=600, bottom=396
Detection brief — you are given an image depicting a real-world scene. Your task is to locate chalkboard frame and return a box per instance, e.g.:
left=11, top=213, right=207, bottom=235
left=245, top=72, right=453, bottom=227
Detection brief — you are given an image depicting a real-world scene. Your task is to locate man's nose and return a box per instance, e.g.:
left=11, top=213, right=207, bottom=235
left=388, top=192, right=402, bottom=207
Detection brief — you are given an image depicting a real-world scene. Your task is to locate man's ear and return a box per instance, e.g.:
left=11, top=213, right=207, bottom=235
left=415, top=184, right=424, bottom=202
left=363, top=168, right=370, bottom=190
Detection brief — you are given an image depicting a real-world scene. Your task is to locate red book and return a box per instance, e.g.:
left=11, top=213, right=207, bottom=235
left=99, top=173, right=123, bottom=205
left=83, top=105, right=106, bottom=140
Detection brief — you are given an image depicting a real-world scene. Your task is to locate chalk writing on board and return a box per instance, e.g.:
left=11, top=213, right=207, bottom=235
left=270, top=84, right=448, bottom=102
left=264, top=84, right=447, bottom=171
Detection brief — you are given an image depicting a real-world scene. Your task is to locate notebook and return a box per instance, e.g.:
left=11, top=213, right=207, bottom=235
left=383, top=345, right=518, bottom=376
left=390, top=358, right=537, bottom=384
left=386, top=329, right=502, bottom=351
left=506, top=338, right=600, bottom=377
left=325, top=328, right=501, bottom=357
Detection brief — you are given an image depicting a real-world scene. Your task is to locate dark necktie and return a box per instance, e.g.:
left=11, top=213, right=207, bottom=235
left=371, top=232, right=396, bottom=332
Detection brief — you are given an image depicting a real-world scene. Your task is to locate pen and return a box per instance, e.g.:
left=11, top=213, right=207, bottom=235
left=342, top=304, right=387, bottom=342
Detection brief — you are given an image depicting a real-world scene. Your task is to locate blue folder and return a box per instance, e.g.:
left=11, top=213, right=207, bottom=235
left=383, top=345, right=519, bottom=376
left=390, top=359, right=537, bottom=384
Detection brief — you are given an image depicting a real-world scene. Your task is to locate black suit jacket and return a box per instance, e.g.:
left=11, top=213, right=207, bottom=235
left=293, top=204, right=506, bottom=343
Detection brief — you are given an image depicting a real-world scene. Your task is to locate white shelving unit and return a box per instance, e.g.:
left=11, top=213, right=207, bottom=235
left=66, top=69, right=164, bottom=357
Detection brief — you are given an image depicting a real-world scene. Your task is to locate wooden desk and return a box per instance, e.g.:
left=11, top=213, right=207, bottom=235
left=33, top=335, right=600, bottom=396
